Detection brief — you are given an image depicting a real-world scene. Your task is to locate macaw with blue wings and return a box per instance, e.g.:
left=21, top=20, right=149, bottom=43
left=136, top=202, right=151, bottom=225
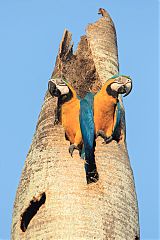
left=94, top=74, right=132, bottom=143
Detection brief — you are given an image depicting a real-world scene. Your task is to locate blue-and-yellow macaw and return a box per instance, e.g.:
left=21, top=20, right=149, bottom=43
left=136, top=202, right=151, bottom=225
left=48, top=77, right=82, bottom=154
left=48, top=77, right=98, bottom=184
left=94, top=74, right=132, bottom=143
left=79, top=74, right=132, bottom=184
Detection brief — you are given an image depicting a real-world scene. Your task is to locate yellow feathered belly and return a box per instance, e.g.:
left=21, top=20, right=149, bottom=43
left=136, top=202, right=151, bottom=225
left=94, top=95, right=116, bottom=137
left=61, top=99, right=81, bottom=144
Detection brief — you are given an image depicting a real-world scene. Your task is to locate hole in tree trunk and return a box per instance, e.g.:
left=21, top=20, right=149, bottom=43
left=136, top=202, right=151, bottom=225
left=20, top=192, right=46, bottom=232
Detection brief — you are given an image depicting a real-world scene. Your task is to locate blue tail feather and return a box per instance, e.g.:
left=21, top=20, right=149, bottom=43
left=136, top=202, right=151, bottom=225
left=80, top=93, right=99, bottom=183
left=112, top=101, right=121, bottom=139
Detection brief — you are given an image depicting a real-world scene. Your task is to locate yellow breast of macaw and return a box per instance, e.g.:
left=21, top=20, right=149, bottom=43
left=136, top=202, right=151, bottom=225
left=62, top=98, right=81, bottom=144
left=94, top=91, right=117, bottom=137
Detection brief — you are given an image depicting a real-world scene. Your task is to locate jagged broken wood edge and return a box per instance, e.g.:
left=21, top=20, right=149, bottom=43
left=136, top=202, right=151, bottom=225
left=51, top=29, right=102, bottom=97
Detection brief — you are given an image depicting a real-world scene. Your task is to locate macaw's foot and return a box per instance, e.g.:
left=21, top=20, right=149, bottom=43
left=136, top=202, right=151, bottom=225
left=86, top=169, right=99, bottom=184
left=69, top=144, right=79, bottom=157
left=96, top=130, right=113, bottom=144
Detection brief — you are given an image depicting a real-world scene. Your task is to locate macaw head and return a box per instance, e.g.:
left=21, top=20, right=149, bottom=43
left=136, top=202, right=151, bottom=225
left=48, top=77, right=77, bottom=99
left=104, top=74, right=132, bottom=98
left=48, top=78, right=69, bottom=97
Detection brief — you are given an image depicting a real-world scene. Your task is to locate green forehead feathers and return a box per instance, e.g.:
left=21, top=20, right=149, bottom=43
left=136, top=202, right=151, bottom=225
left=109, top=74, right=132, bottom=80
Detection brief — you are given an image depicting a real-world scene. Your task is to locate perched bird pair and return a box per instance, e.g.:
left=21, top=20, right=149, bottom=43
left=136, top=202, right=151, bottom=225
left=48, top=75, right=132, bottom=184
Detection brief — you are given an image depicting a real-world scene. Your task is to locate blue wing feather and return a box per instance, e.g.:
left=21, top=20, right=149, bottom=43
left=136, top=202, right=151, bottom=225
left=80, top=93, right=95, bottom=165
left=112, top=101, right=121, bottom=138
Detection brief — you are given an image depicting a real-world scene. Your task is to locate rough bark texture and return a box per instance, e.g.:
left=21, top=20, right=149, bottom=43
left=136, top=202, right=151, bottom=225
left=11, top=11, right=140, bottom=240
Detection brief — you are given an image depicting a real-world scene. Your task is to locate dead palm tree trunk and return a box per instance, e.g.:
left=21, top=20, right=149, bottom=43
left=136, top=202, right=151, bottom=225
left=11, top=10, right=140, bottom=240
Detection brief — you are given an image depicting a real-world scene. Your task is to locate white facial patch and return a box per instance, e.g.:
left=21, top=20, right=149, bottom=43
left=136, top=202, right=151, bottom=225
left=110, top=82, right=121, bottom=92
left=56, top=85, right=70, bottom=95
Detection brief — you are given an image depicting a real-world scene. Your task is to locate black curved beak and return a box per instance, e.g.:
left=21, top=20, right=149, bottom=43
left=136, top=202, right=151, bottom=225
left=117, top=80, right=132, bottom=97
left=48, top=80, right=61, bottom=97
left=123, top=81, right=132, bottom=97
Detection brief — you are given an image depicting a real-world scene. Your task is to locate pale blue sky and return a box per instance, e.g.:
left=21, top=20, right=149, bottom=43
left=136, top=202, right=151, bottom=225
left=0, top=0, right=159, bottom=239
